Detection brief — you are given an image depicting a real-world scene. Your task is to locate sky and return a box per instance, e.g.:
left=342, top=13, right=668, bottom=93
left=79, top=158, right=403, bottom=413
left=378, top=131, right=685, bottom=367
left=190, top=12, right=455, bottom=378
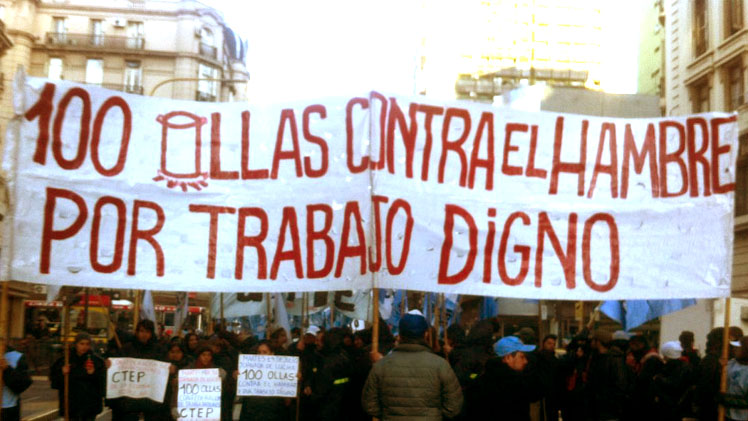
left=209, top=0, right=646, bottom=102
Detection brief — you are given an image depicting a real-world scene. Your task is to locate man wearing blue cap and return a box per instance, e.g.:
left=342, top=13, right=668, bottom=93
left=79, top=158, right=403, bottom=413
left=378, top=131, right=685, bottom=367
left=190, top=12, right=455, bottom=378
left=465, top=335, right=540, bottom=420
left=361, top=311, right=463, bottom=420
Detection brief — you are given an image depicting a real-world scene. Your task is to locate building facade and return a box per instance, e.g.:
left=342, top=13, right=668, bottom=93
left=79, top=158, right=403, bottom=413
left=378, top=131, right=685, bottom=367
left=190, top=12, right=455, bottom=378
left=415, top=0, right=606, bottom=99
left=0, top=0, right=249, bottom=133
left=664, top=0, right=748, bottom=339
left=638, top=0, right=666, bottom=115
left=0, top=0, right=248, bottom=338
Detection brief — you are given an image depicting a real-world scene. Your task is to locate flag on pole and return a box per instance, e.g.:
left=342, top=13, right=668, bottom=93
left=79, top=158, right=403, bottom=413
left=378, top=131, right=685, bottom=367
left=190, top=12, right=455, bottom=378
left=601, top=299, right=697, bottom=331
left=274, top=293, right=292, bottom=344
left=141, top=290, right=156, bottom=322
left=174, top=292, right=189, bottom=334
left=45, top=284, right=62, bottom=303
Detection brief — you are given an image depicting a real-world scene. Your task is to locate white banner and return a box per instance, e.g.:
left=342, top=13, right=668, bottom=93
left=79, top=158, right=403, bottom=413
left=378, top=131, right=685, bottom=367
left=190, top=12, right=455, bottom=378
left=106, top=357, right=170, bottom=402
left=237, top=354, right=299, bottom=397
left=1, top=75, right=737, bottom=300
left=177, top=369, right=221, bottom=421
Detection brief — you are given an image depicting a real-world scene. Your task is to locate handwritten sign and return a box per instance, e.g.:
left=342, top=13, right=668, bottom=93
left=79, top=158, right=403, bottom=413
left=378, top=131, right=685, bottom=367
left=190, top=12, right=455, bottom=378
left=106, top=358, right=170, bottom=402
left=237, top=354, right=299, bottom=398
left=2, top=75, right=738, bottom=299
left=177, top=369, right=221, bottom=421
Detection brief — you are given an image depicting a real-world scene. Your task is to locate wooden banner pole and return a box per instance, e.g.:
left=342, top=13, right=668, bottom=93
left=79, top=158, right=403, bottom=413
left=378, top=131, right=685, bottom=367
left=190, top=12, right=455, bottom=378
left=132, top=290, right=141, bottom=328
left=63, top=300, right=71, bottom=421
left=372, top=289, right=379, bottom=355
left=433, top=293, right=441, bottom=348
left=0, top=281, right=9, bottom=421
left=441, top=294, right=448, bottom=345
left=219, top=292, right=224, bottom=329
left=718, top=297, right=732, bottom=421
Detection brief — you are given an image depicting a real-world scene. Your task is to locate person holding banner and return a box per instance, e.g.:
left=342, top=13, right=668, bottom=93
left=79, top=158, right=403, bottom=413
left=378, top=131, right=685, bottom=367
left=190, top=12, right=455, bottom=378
left=107, top=319, right=166, bottom=421
left=163, top=342, right=193, bottom=419
left=362, top=312, right=463, bottom=421
left=51, top=333, right=106, bottom=421
left=239, top=340, right=288, bottom=421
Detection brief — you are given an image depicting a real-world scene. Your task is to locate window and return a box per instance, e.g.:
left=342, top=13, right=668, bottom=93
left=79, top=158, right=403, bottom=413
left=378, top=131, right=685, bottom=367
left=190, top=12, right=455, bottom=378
left=85, top=59, right=103, bottom=85
left=727, top=60, right=744, bottom=110
left=691, top=78, right=710, bottom=112
left=727, top=0, right=744, bottom=37
left=48, top=58, right=63, bottom=80
left=124, top=61, right=142, bottom=94
left=199, top=27, right=217, bottom=59
left=197, top=63, right=219, bottom=101
left=52, top=17, right=66, bottom=43
left=126, top=21, right=144, bottom=49
left=693, top=0, right=708, bottom=56
left=201, top=27, right=214, bottom=46
left=91, top=19, right=103, bottom=46
left=737, top=133, right=748, bottom=216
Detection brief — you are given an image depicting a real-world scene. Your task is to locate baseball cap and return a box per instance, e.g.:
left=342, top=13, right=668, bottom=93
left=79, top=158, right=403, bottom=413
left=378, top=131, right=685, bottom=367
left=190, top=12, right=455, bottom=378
left=399, top=313, right=429, bottom=338
left=306, top=325, right=320, bottom=335
left=660, top=341, right=683, bottom=359
left=495, top=335, right=536, bottom=357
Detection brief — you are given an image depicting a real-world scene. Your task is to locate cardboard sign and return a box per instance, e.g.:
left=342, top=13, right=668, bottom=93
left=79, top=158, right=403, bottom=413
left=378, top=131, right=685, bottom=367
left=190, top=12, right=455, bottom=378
left=1, top=75, right=738, bottom=299
left=237, top=354, right=299, bottom=397
left=177, top=369, right=221, bottom=421
left=106, top=358, right=170, bottom=402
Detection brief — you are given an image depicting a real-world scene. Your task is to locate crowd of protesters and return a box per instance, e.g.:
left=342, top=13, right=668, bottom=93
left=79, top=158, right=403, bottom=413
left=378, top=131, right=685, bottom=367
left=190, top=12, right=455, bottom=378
left=21, top=312, right=748, bottom=421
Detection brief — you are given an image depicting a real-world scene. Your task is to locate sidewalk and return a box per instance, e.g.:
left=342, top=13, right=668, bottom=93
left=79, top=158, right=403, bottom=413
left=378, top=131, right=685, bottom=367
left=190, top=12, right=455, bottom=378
left=21, top=376, right=57, bottom=421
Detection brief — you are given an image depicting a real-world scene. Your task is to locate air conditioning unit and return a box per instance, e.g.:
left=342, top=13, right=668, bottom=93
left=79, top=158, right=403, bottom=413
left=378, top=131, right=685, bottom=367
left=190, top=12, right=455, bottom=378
left=113, top=18, right=126, bottom=28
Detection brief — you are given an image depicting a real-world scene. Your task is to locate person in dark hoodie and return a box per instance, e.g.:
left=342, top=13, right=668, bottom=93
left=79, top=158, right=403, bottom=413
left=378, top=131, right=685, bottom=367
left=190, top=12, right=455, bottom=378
left=107, top=319, right=166, bottom=421
left=537, top=334, right=562, bottom=421
left=652, top=341, right=692, bottom=421
left=560, top=332, right=591, bottom=421
left=51, top=333, right=104, bottom=421
left=696, top=327, right=725, bottom=421
left=586, top=330, right=632, bottom=421
left=448, top=319, right=496, bottom=390
left=287, top=326, right=324, bottom=421
left=466, top=335, right=538, bottom=420
left=311, top=327, right=353, bottom=420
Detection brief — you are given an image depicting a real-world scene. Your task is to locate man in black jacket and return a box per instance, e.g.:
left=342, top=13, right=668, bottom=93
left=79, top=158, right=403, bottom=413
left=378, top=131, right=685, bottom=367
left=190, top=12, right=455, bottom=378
left=466, top=335, right=539, bottom=420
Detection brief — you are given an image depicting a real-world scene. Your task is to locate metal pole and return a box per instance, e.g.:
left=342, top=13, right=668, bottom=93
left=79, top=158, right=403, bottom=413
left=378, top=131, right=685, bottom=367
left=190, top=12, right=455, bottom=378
left=718, top=297, right=732, bottom=421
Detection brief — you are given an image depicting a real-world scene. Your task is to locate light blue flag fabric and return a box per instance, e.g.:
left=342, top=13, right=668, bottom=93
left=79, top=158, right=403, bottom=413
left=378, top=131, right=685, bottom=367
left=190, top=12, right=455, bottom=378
left=601, top=299, right=697, bottom=331
left=480, top=297, right=499, bottom=320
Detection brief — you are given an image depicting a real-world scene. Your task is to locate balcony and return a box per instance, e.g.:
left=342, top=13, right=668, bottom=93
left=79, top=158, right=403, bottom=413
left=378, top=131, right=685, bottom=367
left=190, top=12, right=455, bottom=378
left=199, top=42, right=217, bottom=59
left=195, top=90, right=217, bottom=102
left=101, top=84, right=144, bottom=95
left=45, top=32, right=145, bottom=50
